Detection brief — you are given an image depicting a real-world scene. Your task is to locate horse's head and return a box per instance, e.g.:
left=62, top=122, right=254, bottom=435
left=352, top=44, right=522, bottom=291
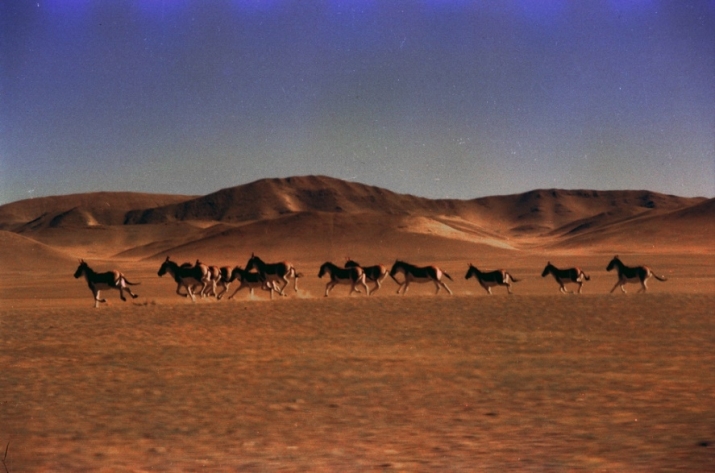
left=74, top=259, right=88, bottom=279
left=246, top=253, right=261, bottom=271
left=606, top=256, right=620, bottom=272
left=541, top=262, right=553, bottom=278
left=465, top=263, right=477, bottom=280
left=157, top=256, right=172, bottom=277
left=318, top=262, right=330, bottom=278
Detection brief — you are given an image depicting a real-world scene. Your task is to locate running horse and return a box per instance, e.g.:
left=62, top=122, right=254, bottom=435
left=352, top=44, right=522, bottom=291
left=225, top=266, right=279, bottom=300
left=606, top=255, right=667, bottom=293
left=319, top=262, right=369, bottom=297
left=246, top=253, right=300, bottom=296
left=157, top=256, right=210, bottom=302
left=74, top=259, right=140, bottom=308
left=344, top=259, right=389, bottom=294
left=541, top=262, right=590, bottom=294
left=389, top=260, right=453, bottom=295
left=465, top=264, right=520, bottom=295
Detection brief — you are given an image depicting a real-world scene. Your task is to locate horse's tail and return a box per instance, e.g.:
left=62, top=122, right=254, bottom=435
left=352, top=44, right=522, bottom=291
left=582, top=272, right=590, bottom=281
left=443, top=271, right=453, bottom=281
left=654, top=274, right=667, bottom=282
left=507, top=273, right=520, bottom=283
left=123, top=277, right=141, bottom=286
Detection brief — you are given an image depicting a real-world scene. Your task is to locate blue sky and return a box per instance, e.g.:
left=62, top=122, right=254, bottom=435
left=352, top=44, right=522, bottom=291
left=1, top=0, right=713, bottom=205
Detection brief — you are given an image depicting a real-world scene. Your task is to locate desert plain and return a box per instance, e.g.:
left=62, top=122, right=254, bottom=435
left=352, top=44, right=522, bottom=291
left=1, top=176, right=714, bottom=471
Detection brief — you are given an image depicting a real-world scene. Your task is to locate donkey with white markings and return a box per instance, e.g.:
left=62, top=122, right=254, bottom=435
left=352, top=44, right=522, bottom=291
left=541, top=262, right=590, bottom=294
left=607, top=255, right=667, bottom=293
left=226, top=266, right=280, bottom=300
left=389, top=260, right=453, bottom=295
left=74, top=259, right=139, bottom=308
left=344, top=259, right=389, bottom=294
left=319, top=262, right=369, bottom=297
left=465, top=264, right=520, bottom=295
left=157, top=256, right=210, bottom=302
left=246, top=253, right=301, bottom=296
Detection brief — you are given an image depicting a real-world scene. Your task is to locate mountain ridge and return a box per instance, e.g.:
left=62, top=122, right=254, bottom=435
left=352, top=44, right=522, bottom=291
left=0, top=176, right=711, bottom=258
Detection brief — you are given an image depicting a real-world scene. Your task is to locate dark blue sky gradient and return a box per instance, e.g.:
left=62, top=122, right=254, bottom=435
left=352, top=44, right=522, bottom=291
left=2, top=1, right=713, bottom=205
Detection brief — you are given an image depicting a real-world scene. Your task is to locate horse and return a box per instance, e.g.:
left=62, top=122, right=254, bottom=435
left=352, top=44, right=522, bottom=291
left=157, top=256, right=210, bottom=302
left=74, top=259, right=139, bottom=308
left=344, top=259, right=389, bottom=294
left=318, top=262, right=369, bottom=297
left=465, top=264, right=520, bottom=295
left=606, top=255, right=667, bottom=293
left=191, top=262, right=220, bottom=298
left=226, top=266, right=280, bottom=300
left=541, top=262, right=590, bottom=294
left=213, top=266, right=236, bottom=300
left=246, top=253, right=301, bottom=296
left=389, top=260, right=453, bottom=295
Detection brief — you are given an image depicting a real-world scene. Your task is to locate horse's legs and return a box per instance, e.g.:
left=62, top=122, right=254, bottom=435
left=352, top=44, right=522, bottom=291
left=120, top=280, right=138, bottom=300
left=176, top=283, right=190, bottom=298
left=227, top=284, right=244, bottom=300
left=217, top=283, right=229, bottom=300
left=371, top=279, right=381, bottom=294
left=359, top=279, right=370, bottom=296
left=480, top=282, right=491, bottom=295
left=638, top=279, right=648, bottom=293
left=276, top=276, right=289, bottom=296
left=186, top=285, right=197, bottom=302
left=92, top=289, right=106, bottom=308
left=441, top=281, right=453, bottom=295
left=577, top=282, right=583, bottom=294
left=324, top=281, right=334, bottom=297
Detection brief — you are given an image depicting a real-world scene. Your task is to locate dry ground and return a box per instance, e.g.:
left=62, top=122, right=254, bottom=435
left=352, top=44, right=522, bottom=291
left=1, top=253, right=714, bottom=471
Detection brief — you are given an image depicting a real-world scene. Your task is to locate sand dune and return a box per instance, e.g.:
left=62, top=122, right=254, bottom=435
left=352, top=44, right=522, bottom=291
left=0, top=230, right=77, bottom=272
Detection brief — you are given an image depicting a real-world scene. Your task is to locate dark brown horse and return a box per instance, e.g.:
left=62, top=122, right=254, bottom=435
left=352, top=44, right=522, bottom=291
left=319, top=262, right=369, bottom=297
left=246, top=253, right=300, bottom=296
left=607, top=255, right=667, bottom=293
left=541, top=262, right=590, bottom=294
left=344, top=259, right=389, bottom=294
left=74, top=259, right=139, bottom=308
left=157, top=256, right=210, bottom=302
left=465, top=264, right=519, bottom=295
left=389, top=260, right=453, bottom=295
left=226, top=266, right=279, bottom=300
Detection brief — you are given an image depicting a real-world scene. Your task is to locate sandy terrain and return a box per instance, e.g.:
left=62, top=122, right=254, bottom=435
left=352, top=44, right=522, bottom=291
left=1, top=177, right=714, bottom=471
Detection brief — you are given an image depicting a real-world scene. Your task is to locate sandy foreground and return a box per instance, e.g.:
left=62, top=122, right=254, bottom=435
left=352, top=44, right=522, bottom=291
left=1, top=253, right=714, bottom=472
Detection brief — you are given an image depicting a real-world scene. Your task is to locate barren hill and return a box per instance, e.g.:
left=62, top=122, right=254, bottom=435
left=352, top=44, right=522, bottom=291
left=0, top=176, right=710, bottom=261
left=0, top=192, right=195, bottom=231
left=123, top=175, right=465, bottom=224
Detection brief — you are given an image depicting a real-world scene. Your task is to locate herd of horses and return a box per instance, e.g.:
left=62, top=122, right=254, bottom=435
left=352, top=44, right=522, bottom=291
left=73, top=254, right=668, bottom=308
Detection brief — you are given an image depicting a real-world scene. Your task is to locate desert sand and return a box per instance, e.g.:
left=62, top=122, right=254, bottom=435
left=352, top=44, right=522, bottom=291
left=1, top=176, right=714, bottom=471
